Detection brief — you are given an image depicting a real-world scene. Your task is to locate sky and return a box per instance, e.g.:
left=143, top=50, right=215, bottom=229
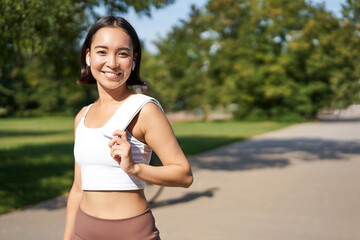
left=120, top=0, right=346, bottom=53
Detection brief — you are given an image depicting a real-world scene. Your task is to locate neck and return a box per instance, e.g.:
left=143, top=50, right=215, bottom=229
left=96, top=84, right=133, bottom=106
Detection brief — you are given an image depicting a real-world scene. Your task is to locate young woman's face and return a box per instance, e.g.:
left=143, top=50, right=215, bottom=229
left=87, top=26, right=134, bottom=90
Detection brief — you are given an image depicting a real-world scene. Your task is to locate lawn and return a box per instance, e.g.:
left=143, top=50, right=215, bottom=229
left=0, top=117, right=292, bottom=214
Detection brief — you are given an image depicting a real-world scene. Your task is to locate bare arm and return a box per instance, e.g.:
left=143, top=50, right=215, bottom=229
left=63, top=108, right=86, bottom=240
left=63, top=162, right=82, bottom=240
left=109, top=103, right=193, bottom=188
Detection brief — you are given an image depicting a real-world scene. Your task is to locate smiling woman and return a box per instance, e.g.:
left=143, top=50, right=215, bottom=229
left=78, top=16, right=143, bottom=86
left=86, top=27, right=134, bottom=90
left=63, top=16, right=193, bottom=240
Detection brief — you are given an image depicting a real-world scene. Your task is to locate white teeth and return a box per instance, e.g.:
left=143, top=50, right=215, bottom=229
left=104, top=72, right=120, bottom=77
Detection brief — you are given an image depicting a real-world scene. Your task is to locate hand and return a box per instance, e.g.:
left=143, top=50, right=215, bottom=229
left=108, top=130, right=135, bottom=174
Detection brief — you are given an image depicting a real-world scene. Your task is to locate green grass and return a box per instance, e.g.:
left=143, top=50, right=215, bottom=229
left=0, top=117, right=292, bottom=214
left=172, top=121, right=291, bottom=156
left=0, top=117, right=75, bottom=214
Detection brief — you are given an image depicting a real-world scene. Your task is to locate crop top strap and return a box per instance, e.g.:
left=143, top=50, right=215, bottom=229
left=83, top=104, right=93, bottom=118
left=101, top=94, right=164, bottom=138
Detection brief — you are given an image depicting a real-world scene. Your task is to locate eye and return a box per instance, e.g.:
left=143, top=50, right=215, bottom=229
left=118, top=51, right=130, bottom=57
left=96, top=50, right=106, bottom=55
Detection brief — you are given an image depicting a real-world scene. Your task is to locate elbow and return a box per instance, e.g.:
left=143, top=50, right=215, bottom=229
left=182, top=174, right=193, bottom=188
left=182, top=166, right=194, bottom=188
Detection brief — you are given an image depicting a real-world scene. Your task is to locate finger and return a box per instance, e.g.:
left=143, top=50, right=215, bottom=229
left=112, top=130, right=126, bottom=137
left=108, top=131, right=125, bottom=147
left=108, top=137, right=120, bottom=147
left=112, top=130, right=128, bottom=142
left=111, top=147, right=122, bottom=159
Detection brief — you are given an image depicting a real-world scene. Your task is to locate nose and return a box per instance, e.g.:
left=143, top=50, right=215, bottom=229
left=107, top=54, right=117, bottom=68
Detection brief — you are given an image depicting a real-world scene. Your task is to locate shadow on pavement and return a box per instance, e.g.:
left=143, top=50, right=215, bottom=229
left=5, top=137, right=360, bottom=212
left=20, top=187, right=219, bottom=212
left=24, top=195, right=68, bottom=211
left=190, top=138, right=360, bottom=171
left=150, top=187, right=218, bottom=209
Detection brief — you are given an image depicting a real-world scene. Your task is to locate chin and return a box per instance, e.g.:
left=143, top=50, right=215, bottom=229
left=96, top=78, right=127, bottom=90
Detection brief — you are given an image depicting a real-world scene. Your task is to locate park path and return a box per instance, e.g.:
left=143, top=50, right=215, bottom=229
left=1, top=121, right=360, bottom=240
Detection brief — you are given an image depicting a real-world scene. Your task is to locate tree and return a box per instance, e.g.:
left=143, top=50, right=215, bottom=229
left=152, top=0, right=360, bottom=120
left=0, top=0, right=174, bottom=116
left=153, top=6, right=213, bottom=114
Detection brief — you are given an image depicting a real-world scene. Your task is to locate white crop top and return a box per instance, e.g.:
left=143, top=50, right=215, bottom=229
left=74, top=94, right=164, bottom=191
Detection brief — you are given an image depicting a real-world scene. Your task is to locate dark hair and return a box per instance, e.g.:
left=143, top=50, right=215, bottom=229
left=78, top=16, right=144, bottom=85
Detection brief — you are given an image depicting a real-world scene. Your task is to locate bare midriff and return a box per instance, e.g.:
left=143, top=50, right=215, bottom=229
left=80, top=190, right=149, bottom=219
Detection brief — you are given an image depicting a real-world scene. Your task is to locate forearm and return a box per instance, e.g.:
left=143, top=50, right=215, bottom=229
left=132, top=163, right=193, bottom=188
left=63, top=187, right=83, bottom=240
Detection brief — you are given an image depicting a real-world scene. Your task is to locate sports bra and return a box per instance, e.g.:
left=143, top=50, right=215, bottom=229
left=74, top=94, right=164, bottom=191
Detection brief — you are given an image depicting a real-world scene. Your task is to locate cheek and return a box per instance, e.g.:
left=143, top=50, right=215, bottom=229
left=120, top=58, right=132, bottom=69
left=91, top=57, right=104, bottom=68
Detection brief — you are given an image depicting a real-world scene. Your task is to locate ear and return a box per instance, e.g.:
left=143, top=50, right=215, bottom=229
left=132, top=53, right=138, bottom=71
left=86, top=50, right=90, bottom=66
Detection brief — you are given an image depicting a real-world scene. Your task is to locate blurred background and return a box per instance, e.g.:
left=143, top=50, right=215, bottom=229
left=0, top=0, right=360, bottom=215
left=1, top=0, right=359, bottom=121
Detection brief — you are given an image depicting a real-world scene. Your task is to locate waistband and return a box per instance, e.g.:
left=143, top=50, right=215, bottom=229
left=78, top=207, right=152, bottom=222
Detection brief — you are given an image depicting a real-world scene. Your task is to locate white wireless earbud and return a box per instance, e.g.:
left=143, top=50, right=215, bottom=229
left=132, top=61, right=135, bottom=71
left=87, top=57, right=90, bottom=66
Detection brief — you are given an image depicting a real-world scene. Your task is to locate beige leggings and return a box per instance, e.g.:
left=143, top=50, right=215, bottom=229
left=73, top=207, right=160, bottom=240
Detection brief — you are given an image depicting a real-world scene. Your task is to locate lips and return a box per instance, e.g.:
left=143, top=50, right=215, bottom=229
left=103, top=71, right=121, bottom=79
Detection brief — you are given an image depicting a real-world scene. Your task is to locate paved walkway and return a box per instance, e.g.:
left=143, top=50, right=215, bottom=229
left=1, top=121, right=360, bottom=240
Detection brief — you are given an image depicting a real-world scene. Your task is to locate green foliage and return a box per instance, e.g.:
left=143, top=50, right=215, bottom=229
left=0, top=0, right=174, bottom=116
left=100, top=0, right=175, bottom=16
left=147, top=0, right=360, bottom=120
left=2, top=0, right=360, bottom=119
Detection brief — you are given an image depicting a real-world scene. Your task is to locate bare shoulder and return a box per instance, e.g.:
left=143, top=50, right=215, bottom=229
left=137, top=101, right=169, bottom=130
left=139, top=101, right=166, bottom=120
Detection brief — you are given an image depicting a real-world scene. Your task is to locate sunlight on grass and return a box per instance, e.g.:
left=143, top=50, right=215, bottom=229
left=0, top=117, right=292, bottom=214
left=0, top=117, right=74, bottom=149
left=171, top=121, right=291, bottom=155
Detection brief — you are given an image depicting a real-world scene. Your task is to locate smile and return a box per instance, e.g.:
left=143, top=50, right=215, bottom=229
left=103, top=71, right=121, bottom=78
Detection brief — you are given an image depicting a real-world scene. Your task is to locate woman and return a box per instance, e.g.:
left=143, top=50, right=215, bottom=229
left=63, top=16, right=193, bottom=240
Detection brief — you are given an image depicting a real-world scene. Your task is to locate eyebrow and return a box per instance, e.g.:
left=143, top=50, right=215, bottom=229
left=94, top=45, right=131, bottom=52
